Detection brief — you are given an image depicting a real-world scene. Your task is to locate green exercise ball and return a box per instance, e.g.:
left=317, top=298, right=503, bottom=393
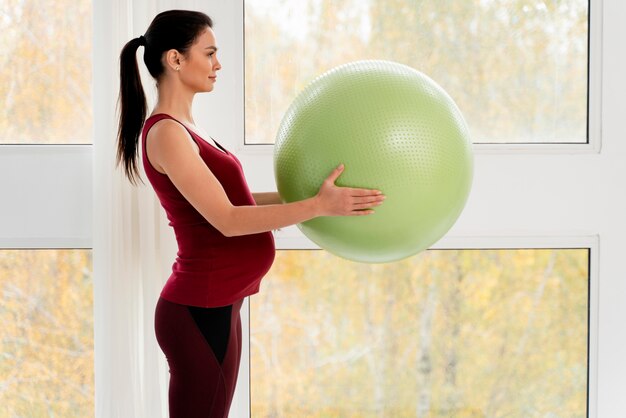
left=274, top=60, right=473, bottom=263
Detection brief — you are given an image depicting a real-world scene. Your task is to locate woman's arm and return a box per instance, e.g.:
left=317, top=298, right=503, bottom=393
left=147, top=120, right=385, bottom=237
left=251, top=192, right=282, bottom=206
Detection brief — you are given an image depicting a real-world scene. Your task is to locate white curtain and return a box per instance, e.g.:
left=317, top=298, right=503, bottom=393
left=93, top=1, right=176, bottom=417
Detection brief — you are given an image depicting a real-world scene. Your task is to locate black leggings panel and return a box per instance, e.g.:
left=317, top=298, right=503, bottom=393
left=187, top=304, right=233, bottom=365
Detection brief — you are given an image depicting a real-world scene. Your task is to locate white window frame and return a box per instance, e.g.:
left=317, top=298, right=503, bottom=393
left=221, top=0, right=613, bottom=416
left=2, top=0, right=624, bottom=416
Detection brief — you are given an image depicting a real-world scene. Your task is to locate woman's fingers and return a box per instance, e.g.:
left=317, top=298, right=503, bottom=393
left=342, top=193, right=385, bottom=216
left=344, top=187, right=386, bottom=215
left=317, top=164, right=386, bottom=216
left=347, top=187, right=383, bottom=197
left=347, top=201, right=383, bottom=212
left=348, top=191, right=386, bottom=208
left=352, top=209, right=375, bottom=215
left=351, top=200, right=383, bottom=210
left=352, top=195, right=386, bottom=204
left=352, top=200, right=383, bottom=209
left=323, top=165, right=381, bottom=196
left=324, top=164, right=345, bottom=184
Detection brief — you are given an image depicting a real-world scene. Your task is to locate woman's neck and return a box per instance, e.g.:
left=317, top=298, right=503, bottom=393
left=152, top=79, right=196, bottom=124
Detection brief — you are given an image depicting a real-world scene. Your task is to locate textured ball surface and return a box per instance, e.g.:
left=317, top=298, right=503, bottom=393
left=274, top=60, right=473, bottom=263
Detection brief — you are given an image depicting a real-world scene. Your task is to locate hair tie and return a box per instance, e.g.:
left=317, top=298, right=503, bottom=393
left=138, top=35, right=147, bottom=46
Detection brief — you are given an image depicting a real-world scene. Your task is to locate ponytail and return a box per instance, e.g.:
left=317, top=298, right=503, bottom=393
left=116, top=37, right=147, bottom=186
left=116, top=10, right=214, bottom=185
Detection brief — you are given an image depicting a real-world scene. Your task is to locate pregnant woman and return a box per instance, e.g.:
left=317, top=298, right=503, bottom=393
left=116, top=9, right=385, bottom=418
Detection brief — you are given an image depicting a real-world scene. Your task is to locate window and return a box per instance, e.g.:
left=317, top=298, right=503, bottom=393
left=0, top=250, right=93, bottom=416
left=244, top=0, right=589, bottom=145
left=0, top=0, right=93, bottom=144
left=0, top=0, right=94, bottom=415
left=250, top=249, right=589, bottom=416
left=241, top=2, right=600, bottom=416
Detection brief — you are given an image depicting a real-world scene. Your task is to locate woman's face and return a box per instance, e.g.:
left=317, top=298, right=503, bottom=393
left=175, top=27, right=221, bottom=93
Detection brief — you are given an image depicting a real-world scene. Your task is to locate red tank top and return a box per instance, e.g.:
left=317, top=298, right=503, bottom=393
left=141, top=113, right=275, bottom=307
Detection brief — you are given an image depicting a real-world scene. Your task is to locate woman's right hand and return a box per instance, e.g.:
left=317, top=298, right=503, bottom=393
left=315, top=164, right=386, bottom=216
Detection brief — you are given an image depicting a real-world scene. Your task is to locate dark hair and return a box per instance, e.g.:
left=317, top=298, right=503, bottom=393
left=116, top=10, right=213, bottom=185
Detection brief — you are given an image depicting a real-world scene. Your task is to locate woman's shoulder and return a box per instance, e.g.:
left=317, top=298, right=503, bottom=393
left=146, top=116, right=184, bottom=140
left=145, top=112, right=176, bottom=127
left=145, top=116, right=201, bottom=165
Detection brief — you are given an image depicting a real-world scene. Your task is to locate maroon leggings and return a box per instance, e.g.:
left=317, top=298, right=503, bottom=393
left=154, top=296, right=244, bottom=418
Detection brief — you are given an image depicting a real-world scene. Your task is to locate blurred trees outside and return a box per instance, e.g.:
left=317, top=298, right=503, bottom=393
left=0, top=251, right=93, bottom=417
left=251, top=249, right=588, bottom=417
left=245, top=0, right=588, bottom=144
left=0, top=0, right=92, bottom=143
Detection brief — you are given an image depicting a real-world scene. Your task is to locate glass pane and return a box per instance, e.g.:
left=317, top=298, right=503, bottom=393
left=0, top=0, right=92, bottom=144
left=251, top=249, right=588, bottom=417
left=245, top=0, right=588, bottom=144
left=0, top=250, right=93, bottom=416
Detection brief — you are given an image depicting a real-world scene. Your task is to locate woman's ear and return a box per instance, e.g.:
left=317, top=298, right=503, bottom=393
left=165, top=49, right=183, bottom=71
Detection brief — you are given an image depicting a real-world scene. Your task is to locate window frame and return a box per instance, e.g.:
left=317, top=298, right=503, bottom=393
left=226, top=0, right=609, bottom=416
left=233, top=236, right=599, bottom=418
left=3, top=0, right=624, bottom=416
left=234, top=0, right=600, bottom=153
